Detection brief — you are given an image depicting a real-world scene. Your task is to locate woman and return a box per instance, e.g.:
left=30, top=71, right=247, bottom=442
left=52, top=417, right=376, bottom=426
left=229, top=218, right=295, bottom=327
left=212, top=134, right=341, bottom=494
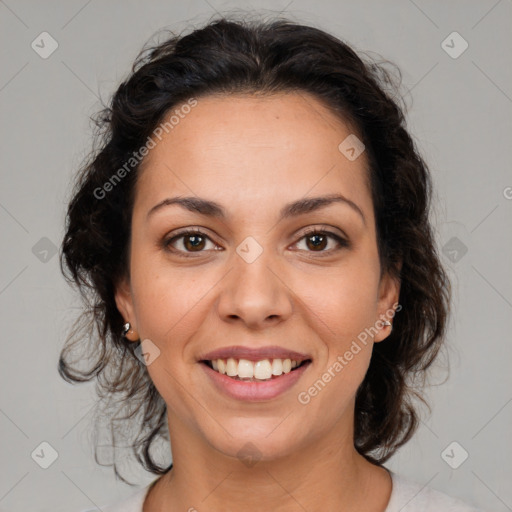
left=60, top=16, right=483, bottom=512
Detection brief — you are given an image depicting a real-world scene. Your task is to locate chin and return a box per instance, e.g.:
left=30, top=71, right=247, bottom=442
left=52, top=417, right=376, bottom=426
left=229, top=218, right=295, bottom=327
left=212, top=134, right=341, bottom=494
left=205, top=419, right=304, bottom=464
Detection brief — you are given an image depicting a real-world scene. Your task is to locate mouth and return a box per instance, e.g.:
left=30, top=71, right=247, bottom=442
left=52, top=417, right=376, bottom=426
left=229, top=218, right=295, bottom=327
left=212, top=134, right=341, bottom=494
left=200, top=357, right=312, bottom=382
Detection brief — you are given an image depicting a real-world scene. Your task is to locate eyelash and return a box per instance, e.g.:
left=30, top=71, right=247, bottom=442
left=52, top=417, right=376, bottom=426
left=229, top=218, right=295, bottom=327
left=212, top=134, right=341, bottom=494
left=163, top=226, right=349, bottom=258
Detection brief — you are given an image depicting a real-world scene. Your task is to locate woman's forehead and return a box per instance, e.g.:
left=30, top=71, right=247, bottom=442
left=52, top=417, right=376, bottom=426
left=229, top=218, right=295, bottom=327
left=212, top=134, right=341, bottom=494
left=152, top=92, right=358, bottom=149
left=134, top=92, right=372, bottom=218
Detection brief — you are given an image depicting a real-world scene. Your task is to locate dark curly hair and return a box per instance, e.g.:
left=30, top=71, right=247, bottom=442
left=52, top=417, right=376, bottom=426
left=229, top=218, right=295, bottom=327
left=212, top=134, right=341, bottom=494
left=59, top=14, right=450, bottom=484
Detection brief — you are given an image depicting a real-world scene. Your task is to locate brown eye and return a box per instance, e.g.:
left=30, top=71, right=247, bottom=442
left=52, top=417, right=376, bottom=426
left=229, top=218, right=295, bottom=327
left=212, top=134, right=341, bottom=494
left=294, top=229, right=349, bottom=255
left=164, top=229, right=218, bottom=256
left=305, top=233, right=328, bottom=251
left=163, top=227, right=348, bottom=258
left=183, top=233, right=206, bottom=251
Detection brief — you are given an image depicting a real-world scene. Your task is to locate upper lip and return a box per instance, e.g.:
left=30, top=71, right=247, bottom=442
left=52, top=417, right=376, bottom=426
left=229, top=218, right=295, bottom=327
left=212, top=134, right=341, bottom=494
left=199, top=345, right=311, bottom=363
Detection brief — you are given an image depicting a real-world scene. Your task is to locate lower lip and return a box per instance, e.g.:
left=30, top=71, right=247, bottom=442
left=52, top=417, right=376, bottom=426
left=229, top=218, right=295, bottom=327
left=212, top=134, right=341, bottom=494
left=201, top=361, right=311, bottom=402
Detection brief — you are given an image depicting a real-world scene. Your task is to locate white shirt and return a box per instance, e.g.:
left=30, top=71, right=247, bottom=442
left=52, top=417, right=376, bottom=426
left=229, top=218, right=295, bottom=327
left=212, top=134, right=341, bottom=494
left=81, top=469, right=485, bottom=511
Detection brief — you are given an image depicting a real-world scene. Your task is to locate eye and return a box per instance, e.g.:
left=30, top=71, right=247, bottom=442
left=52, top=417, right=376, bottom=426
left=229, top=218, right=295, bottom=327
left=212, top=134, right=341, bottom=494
left=163, top=226, right=349, bottom=258
left=293, top=227, right=349, bottom=255
left=163, top=228, right=220, bottom=257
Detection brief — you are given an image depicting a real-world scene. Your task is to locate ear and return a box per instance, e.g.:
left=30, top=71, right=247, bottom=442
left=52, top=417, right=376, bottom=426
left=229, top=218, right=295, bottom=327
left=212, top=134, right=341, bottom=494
left=373, top=265, right=401, bottom=343
left=114, top=276, right=138, bottom=342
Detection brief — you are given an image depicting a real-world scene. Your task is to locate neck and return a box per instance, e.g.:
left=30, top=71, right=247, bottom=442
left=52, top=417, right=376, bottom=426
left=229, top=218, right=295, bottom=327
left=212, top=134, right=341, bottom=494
left=144, top=414, right=392, bottom=512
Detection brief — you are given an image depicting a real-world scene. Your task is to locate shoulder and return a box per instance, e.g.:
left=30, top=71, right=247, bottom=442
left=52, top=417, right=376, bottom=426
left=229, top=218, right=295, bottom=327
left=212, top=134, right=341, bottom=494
left=79, top=480, right=156, bottom=512
left=385, top=470, right=485, bottom=512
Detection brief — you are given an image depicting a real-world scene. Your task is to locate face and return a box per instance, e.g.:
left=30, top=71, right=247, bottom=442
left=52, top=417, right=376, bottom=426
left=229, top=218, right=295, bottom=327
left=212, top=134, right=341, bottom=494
left=115, top=92, right=400, bottom=464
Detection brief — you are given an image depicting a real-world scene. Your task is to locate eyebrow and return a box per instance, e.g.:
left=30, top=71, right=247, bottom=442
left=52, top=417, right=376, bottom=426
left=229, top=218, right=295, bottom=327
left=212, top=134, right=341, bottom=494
left=146, top=193, right=365, bottom=225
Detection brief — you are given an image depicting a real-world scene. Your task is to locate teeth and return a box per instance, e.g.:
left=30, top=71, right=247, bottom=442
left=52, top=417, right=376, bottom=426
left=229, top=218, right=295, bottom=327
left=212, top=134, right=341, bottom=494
left=208, top=357, right=304, bottom=380
left=254, top=359, right=272, bottom=379
left=238, top=359, right=254, bottom=378
left=271, top=358, right=283, bottom=375
left=226, top=357, right=238, bottom=377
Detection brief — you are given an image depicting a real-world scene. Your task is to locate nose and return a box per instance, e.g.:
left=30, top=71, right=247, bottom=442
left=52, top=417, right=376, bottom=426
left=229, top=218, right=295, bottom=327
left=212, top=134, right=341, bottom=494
left=216, top=248, right=294, bottom=330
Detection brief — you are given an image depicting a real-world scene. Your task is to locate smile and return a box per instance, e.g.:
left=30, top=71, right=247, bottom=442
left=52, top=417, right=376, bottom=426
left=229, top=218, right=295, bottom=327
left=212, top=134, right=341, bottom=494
left=200, top=358, right=312, bottom=401
left=203, top=357, right=311, bottom=381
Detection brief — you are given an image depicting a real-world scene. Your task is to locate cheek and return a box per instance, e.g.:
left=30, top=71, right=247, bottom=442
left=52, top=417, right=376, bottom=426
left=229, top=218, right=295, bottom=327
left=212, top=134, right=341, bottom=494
left=298, top=260, right=381, bottom=341
left=124, top=243, right=213, bottom=415
left=131, top=248, right=191, bottom=327
left=129, top=263, right=212, bottom=413
left=295, top=268, right=379, bottom=416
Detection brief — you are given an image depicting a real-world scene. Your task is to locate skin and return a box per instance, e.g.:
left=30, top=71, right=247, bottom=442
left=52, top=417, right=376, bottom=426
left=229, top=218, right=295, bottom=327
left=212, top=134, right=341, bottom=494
left=115, top=92, right=400, bottom=512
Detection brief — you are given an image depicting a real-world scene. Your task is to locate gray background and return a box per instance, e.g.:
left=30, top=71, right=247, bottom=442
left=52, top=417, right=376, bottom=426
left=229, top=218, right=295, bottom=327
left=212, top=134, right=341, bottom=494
left=0, top=1, right=511, bottom=511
